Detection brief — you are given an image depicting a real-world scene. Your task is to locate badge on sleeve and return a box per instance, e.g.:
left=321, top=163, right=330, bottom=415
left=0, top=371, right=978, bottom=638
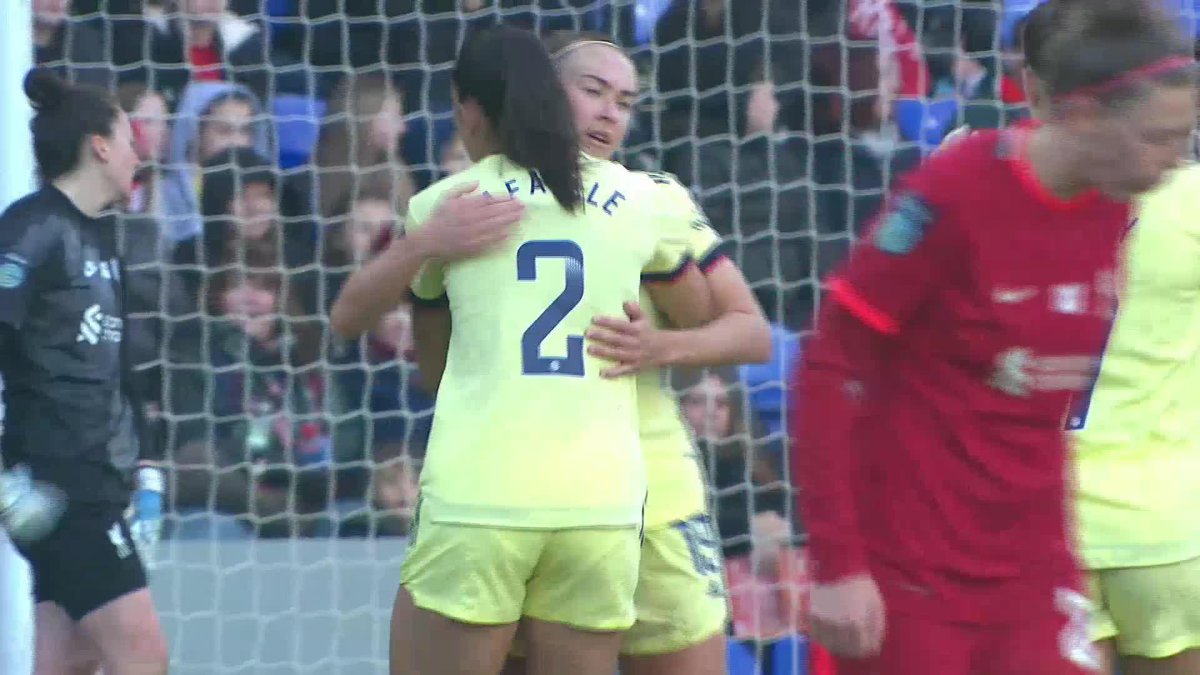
left=874, top=194, right=934, bottom=255
left=0, top=253, right=28, bottom=289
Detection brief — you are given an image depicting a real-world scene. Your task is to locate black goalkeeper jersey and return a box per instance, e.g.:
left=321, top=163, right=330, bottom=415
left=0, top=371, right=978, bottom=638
left=0, top=187, right=141, bottom=505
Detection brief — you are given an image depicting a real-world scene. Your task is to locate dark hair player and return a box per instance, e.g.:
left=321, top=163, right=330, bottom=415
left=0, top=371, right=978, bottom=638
left=0, top=69, right=168, bottom=675
left=791, top=0, right=1196, bottom=674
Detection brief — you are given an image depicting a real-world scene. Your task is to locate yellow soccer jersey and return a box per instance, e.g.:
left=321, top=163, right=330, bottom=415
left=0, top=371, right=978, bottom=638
left=1073, top=163, right=1200, bottom=570
left=408, top=155, right=694, bottom=529
left=633, top=172, right=726, bottom=528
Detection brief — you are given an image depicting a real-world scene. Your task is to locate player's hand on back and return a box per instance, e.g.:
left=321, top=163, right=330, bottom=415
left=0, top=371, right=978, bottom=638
left=415, top=181, right=524, bottom=260
left=587, top=301, right=671, bottom=378
left=808, top=573, right=887, bottom=659
left=0, top=464, right=66, bottom=545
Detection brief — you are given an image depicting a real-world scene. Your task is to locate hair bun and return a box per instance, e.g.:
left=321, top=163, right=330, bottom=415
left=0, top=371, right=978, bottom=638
left=23, top=68, right=69, bottom=112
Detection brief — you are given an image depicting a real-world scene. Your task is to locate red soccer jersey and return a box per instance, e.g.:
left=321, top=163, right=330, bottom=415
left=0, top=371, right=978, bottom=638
left=793, top=128, right=1129, bottom=624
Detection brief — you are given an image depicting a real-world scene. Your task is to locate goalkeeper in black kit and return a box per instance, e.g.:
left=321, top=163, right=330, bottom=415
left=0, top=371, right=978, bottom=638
left=0, top=69, right=168, bottom=675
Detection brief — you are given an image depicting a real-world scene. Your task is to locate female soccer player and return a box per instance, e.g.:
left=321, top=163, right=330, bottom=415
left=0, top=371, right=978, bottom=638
left=392, top=24, right=715, bottom=675
left=491, top=31, right=771, bottom=675
left=789, top=0, right=1196, bottom=673
left=1016, top=3, right=1200, bottom=674
left=0, top=69, right=168, bottom=675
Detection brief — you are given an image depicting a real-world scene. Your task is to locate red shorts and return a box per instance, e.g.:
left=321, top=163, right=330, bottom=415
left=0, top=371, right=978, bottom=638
left=835, top=597, right=1100, bottom=675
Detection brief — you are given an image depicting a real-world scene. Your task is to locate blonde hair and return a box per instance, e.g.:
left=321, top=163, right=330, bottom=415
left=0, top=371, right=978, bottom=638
left=314, top=73, right=415, bottom=218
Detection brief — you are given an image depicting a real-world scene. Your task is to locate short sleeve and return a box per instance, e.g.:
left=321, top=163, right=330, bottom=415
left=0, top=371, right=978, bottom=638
left=0, top=212, right=56, bottom=329
left=830, top=181, right=962, bottom=335
left=402, top=200, right=448, bottom=306
left=641, top=175, right=706, bottom=282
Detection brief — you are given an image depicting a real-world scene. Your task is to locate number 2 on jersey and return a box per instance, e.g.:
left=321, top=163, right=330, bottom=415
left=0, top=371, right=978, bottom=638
left=517, top=240, right=585, bottom=376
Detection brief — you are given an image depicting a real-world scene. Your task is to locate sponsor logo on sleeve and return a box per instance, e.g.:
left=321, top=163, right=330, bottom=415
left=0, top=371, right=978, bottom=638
left=874, top=194, right=934, bottom=254
left=0, top=253, right=28, bottom=289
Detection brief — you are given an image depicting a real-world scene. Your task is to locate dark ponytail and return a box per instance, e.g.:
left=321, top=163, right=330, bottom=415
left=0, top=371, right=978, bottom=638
left=1033, top=0, right=1194, bottom=105
left=1020, top=1, right=1062, bottom=76
left=453, top=25, right=583, bottom=213
left=24, top=68, right=121, bottom=183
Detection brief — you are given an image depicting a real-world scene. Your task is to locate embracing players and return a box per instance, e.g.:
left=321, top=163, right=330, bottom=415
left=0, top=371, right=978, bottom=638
left=494, top=31, right=772, bottom=675
left=1013, top=2, right=1200, bottom=673
left=339, top=25, right=719, bottom=675
left=790, top=1, right=1197, bottom=673
left=0, top=69, right=169, bottom=675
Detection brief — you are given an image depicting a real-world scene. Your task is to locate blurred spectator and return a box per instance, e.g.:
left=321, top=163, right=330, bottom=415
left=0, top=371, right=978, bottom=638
left=800, top=1, right=882, bottom=137
left=336, top=449, right=420, bottom=538
left=321, top=174, right=397, bottom=309
left=653, top=0, right=802, bottom=141
left=33, top=0, right=115, bottom=89
left=147, top=0, right=277, bottom=103
left=675, top=368, right=791, bottom=558
left=161, top=82, right=271, bottom=242
left=310, top=74, right=415, bottom=220
left=323, top=181, right=435, bottom=501
left=662, top=81, right=815, bottom=329
left=174, top=148, right=317, bottom=294
left=117, top=83, right=171, bottom=219
left=725, top=511, right=809, bottom=641
left=169, top=269, right=356, bottom=537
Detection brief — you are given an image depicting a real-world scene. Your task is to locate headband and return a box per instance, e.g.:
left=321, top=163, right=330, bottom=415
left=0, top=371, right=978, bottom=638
left=1060, top=55, right=1195, bottom=100
left=552, top=39, right=621, bottom=61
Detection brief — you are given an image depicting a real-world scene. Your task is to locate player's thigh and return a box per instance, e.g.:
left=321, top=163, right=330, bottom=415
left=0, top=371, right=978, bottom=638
left=621, top=516, right=727, bottom=664
left=523, top=616, right=622, bottom=675
left=1088, top=571, right=1120, bottom=647
left=406, top=600, right=520, bottom=675
left=834, top=612, right=975, bottom=675
left=389, top=584, right=418, bottom=675
left=979, top=589, right=1102, bottom=675
left=522, top=525, right=641, bottom=632
left=32, top=602, right=100, bottom=675
left=78, top=587, right=168, bottom=672
left=620, top=634, right=726, bottom=675
left=1100, top=557, right=1200, bottom=660
left=16, top=503, right=150, bottom=625
left=400, top=504, right=544, bottom=626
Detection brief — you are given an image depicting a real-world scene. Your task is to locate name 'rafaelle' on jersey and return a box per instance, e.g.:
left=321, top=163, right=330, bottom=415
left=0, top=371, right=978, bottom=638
left=480, top=171, right=627, bottom=216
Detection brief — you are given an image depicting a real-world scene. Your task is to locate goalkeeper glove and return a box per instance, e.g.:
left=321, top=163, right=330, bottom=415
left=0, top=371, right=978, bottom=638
left=0, top=465, right=66, bottom=545
left=128, top=466, right=164, bottom=567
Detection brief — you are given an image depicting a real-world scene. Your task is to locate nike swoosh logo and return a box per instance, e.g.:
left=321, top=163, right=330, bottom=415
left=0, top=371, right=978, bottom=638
left=993, top=288, right=1037, bottom=304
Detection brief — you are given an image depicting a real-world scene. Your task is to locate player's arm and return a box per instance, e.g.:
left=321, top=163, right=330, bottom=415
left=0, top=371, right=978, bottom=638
left=791, top=190, right=961, bottom=582
left=411, top=302, right=452, bottom=397
left=0, top=212, right=67, bottom=543
left=589, top=242, right=771, bottom=376
left=636, top=191, right=720, bottom=330
left=329, top=183, right=522, bottom=339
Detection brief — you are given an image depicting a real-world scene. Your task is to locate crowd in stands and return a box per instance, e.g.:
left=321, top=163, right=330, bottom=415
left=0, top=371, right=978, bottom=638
left=32, top=0, right=1046, bottom=628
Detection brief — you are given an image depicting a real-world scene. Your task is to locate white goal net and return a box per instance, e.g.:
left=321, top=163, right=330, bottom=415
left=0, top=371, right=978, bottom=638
left=10, top=0, right=1052, bottom=673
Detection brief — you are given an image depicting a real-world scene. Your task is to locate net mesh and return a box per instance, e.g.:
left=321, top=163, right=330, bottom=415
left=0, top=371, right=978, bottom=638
left=36, top=1, right=1027, bottom=672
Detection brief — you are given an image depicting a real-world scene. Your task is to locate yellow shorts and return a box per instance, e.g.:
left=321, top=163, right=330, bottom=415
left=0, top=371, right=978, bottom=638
left=621, top=514, right=729, bottom=656
left=400, top=501, right=641, bottom=632
left=1089, top=556, right=1200, bottom=658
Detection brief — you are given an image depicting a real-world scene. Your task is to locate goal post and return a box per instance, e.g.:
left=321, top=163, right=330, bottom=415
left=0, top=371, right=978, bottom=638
left=1, top=2, right=37, bottom=674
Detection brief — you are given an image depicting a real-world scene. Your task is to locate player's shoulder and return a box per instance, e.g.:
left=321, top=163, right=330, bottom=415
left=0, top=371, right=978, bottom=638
left=407, top=159, right=502, bottom=225
left=0, top=189, right=70, bottom=246
left=921, top=127, right=1009, bottom=177
left=1140, top=162, right=1200, bottom=207
left=1133, top=162, right=1200, bottom=238
left=629, top=169, right=694, bottom=202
